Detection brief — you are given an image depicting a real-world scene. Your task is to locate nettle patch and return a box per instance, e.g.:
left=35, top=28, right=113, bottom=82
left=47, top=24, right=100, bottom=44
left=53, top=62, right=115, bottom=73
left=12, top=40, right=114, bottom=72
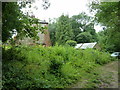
left=2, top=45, right=115, bottom=89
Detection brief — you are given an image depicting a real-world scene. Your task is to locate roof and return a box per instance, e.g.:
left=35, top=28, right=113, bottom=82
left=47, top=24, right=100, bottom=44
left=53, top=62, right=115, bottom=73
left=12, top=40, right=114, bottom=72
left=39, top=22, right=48, bottom=24
left=75, top=44, right=83, bottom=49
left=75, top=42, right=97, bottom=49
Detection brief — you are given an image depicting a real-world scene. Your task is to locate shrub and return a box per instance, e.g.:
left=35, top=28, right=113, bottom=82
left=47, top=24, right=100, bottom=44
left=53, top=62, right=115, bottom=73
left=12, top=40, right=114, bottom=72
left=66, top=40, right=77, bottom=47
left=2, top=45, right=114, bottom=89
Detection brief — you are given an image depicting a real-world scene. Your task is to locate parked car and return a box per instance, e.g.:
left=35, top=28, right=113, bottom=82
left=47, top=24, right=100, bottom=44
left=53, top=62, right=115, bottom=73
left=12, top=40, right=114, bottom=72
left=111, top=52, right=120, bottom=59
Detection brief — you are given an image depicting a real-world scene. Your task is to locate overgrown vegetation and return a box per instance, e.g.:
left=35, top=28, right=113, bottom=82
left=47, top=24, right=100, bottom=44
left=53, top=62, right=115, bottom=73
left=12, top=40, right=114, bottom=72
left=89, top=1, right=120, bottom=52
left=2, top=1, right=50, bottom=43
left=66, top=40, right=77, bottom=47
left=48, top=13, right=97, bottom=46
left=2, top=1, right=119, bottom=89
left=2, top=45, right=115, bottom=89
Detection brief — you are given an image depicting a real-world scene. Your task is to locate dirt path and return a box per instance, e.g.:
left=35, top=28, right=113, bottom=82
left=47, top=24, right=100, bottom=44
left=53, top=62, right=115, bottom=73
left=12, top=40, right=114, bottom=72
left=97, top=61, right=118, bottom=88
left=71, top=61, right=119, bottom=88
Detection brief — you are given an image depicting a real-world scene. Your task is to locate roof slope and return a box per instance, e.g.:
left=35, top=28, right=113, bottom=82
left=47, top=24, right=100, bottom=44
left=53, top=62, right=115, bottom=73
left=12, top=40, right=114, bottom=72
left=75, top=44, right=83, bottom=49
left=75, top=42, right=97, bottom=49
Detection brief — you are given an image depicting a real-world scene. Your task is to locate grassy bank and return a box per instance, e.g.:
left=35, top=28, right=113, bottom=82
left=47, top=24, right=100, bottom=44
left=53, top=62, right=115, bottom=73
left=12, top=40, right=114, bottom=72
left=2, top=45, right=115, bottom=89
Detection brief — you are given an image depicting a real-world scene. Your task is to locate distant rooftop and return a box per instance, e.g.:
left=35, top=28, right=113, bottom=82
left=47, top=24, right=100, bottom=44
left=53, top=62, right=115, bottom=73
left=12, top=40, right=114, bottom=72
left=75, top=42, right=97, bottom=49
left=81, top=42, right=97, bottom=49
left=39, top=22, right=48, bottom=24
left=75, top=44, right=82, bottom=49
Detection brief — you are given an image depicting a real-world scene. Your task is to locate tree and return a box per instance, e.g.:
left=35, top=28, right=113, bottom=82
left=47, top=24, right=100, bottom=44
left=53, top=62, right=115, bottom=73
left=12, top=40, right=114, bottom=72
left=56, top=15, right=73, bottom=45
left=2, top=2, right=21, bottom=42
left=97, top=30, right=107, bottom=50
left=89, top=1, right=120, bottom=51
left=70, top=12, right=97, bottom=42
left=2, top=1, right=50, bottom=43
left=48, top=13, right=97, bottom=45
left=48, top=22, right=57, bottom=45
left=83, top=23, right=97, bottom=42
left=97, top=30, right=114, bottom=52
left=76, top=32, right=92, bottom=43
left=70, top=15, right=82, bottom=41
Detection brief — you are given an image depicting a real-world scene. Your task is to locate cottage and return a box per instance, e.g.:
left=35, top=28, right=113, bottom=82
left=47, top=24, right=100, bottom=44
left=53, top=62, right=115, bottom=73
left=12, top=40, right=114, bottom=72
left=17, top=21, right=51, bottom=46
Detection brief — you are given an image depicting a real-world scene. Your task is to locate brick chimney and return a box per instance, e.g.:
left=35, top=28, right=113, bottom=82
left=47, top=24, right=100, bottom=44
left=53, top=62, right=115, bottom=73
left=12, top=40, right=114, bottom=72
left=40, top=21, right=51, bottom=46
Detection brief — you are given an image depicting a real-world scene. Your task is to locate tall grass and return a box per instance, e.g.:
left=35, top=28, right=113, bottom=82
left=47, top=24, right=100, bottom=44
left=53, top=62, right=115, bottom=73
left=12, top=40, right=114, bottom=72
left=2, top=45, right=114, bottom=89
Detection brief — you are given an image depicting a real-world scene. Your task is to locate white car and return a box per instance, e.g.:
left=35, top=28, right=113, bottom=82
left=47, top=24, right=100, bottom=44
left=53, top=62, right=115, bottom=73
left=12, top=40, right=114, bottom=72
left=111, top=52, right=120, bottom=59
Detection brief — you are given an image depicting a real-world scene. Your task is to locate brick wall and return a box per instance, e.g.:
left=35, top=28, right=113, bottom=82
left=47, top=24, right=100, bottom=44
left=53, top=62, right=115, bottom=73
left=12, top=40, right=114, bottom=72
left=17, top=22, right=51, bottom=46
left=43, top=24, right=51, bottom=46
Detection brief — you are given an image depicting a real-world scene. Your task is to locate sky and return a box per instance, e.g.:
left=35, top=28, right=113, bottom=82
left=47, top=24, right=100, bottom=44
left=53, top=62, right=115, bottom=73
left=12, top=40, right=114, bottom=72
left=32, top=0, right=92, bottom=21
left=22, top=0, right=103, bottom=32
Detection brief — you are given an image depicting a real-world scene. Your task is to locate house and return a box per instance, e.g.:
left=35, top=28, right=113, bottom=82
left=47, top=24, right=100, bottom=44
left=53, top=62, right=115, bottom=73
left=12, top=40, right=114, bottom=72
left=16, top=21, right=51, bottom=46
left=37, top=21, right=51, bottom=46
left=75, top=42, right=101, bottom=50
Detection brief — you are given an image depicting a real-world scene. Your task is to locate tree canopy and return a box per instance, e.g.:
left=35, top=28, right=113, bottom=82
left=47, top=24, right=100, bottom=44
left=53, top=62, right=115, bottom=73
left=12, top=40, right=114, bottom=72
left=49, top=13, right=97, bottom=45
left=76, top=32, right=92, bottom=43
left=89, top=1, right=120, bottom=51
left=2, top=1, right=50, bottom=43
left=70, top=13, right=97, bottom=42
left=56, top=15, right=73, bottom=45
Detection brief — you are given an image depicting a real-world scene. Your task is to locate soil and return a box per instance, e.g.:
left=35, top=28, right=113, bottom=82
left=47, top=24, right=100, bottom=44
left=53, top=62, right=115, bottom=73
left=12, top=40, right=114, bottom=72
left=71, top=61, right=119, bottom=88
left=97, top=61, right=118, bottom=88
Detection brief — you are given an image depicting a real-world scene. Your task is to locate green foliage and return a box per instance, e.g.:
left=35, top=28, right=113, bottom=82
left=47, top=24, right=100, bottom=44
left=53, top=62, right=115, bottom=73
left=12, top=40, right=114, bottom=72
left=48, top=22, right=57, bottom=45
left=66, top=40, right=77, bottom=47
left=2, top=2, right=49, bottom=43
left=76, top=32, right=92, bottom=43
left=70, top=12, right=97, bottom=42
left=2, top=46, right=114, bottom=89
left=49, top=15, right=74, bottom=45
left=49, top=13, right=97, bottom=45
left=56, top=15, right=74, bottom=45
left=97, top=30, right=115, bottom=52
left=89, top=1, right=120, bottom=52
left=2, top=2, right=21, bottom=42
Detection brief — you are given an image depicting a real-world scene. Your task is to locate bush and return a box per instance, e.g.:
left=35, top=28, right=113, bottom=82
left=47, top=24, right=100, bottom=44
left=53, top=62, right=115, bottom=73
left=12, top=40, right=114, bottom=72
left=66, top=40, right=77, bottom=47
left=2, top=45, right=114, bottom=89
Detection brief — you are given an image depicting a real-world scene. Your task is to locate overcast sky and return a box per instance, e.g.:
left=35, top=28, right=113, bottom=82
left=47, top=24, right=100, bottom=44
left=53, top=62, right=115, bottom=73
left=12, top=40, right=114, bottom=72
left=22, top=0, right=103, bottom=32
left=31, top=0, right=92, bottom=20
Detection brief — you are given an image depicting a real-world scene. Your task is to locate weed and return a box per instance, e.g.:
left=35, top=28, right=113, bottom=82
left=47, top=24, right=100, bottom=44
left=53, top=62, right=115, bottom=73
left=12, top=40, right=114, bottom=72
left=2, top=45, right=115, bottom=89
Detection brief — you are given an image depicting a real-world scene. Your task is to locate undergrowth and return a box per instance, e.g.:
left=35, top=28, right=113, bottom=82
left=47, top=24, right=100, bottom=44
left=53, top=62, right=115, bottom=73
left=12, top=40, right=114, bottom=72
left=2, top=45, right=115, bottom=89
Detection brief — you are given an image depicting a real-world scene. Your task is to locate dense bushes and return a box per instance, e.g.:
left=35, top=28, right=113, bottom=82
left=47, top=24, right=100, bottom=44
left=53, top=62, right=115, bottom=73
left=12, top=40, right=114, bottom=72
left=2, top=45, right=114, bottom=89
left=66, top=40, right=77, bottom=47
